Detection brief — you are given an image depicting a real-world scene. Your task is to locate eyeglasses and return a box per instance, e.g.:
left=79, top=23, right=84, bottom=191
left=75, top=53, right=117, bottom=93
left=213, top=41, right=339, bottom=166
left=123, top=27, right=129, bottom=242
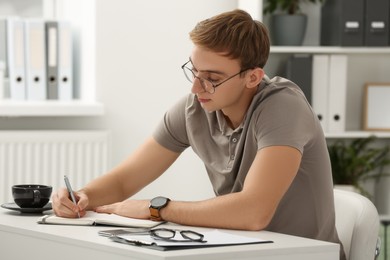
left=150, top=228, right=206, bottom=243
left=181, top=60, right=248, bottom=94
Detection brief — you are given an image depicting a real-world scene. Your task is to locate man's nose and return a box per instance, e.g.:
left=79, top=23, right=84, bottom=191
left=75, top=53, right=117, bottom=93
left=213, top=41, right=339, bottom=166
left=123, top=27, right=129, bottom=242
left=191, top=77, right=205, bottom=94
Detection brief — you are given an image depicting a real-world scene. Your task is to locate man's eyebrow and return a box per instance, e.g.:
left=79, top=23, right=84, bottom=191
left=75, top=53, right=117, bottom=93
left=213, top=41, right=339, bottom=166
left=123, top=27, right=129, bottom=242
left=204, top=69, right=225, bottom=75
left=189, top=58, right=226, bottom=76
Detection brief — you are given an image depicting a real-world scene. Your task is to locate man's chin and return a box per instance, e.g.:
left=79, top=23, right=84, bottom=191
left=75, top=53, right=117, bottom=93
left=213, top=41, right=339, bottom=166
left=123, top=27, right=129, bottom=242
left=201, top=105, right=216, bottom=113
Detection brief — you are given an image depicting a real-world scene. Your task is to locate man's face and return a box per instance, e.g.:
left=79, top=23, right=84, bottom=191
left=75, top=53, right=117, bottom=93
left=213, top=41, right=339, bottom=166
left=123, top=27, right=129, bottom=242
left=188, top=46, right=248, bottom=113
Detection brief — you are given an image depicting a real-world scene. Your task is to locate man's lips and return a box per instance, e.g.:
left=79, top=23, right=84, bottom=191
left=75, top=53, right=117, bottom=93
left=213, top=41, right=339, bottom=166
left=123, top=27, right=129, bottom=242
left=197, top=97, right=211, bottom=103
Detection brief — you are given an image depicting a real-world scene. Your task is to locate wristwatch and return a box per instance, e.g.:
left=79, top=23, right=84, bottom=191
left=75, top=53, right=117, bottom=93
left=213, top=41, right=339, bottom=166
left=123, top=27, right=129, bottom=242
left=149, top=196, right=170, bottom=221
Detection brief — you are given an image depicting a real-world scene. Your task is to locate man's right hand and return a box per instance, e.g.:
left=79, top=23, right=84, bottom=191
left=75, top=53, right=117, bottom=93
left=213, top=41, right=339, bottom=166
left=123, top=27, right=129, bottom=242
left=51, top=187, right=89, bottom=218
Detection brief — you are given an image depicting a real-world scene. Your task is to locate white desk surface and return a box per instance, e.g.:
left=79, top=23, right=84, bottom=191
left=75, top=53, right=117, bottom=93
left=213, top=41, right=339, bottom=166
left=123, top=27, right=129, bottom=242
left=0, top=208, right=339, bottom=260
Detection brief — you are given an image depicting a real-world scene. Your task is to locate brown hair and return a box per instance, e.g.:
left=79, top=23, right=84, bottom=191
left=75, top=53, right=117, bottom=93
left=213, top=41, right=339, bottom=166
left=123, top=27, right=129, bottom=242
left=189, top=9, right=270, bottom=69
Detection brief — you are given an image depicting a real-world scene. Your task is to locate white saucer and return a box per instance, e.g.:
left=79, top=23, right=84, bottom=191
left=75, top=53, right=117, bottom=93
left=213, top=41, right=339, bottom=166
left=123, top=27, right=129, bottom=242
left=1, top=202, right=52, bottom=213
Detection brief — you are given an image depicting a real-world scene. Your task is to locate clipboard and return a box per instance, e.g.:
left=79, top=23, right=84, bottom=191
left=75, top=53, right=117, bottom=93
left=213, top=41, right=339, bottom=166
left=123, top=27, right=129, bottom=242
left=109, top=229, right=273, bottom=251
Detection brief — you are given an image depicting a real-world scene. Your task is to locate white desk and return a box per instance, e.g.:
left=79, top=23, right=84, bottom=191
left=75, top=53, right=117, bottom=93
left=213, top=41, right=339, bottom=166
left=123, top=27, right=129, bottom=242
left=0, top=208, right=339, bottom=260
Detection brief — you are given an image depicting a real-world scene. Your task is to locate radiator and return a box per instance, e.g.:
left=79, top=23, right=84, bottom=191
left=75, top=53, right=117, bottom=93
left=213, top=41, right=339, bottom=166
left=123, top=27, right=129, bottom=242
left=0, top=131, right=111, bottom=204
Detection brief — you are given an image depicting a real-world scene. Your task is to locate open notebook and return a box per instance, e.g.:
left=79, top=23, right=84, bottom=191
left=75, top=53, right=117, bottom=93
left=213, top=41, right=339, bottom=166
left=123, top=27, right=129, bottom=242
left=37, top=211, right=162, bottom=228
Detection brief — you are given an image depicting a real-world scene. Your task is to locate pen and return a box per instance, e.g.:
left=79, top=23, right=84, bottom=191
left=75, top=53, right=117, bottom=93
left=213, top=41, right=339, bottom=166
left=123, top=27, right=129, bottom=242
left=64, top=175, right=80, bottom=218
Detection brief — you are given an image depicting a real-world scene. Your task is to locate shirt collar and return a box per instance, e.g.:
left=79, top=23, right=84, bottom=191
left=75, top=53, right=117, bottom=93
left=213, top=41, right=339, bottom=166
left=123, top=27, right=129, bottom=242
left=216, top=110, right=244, bottom=136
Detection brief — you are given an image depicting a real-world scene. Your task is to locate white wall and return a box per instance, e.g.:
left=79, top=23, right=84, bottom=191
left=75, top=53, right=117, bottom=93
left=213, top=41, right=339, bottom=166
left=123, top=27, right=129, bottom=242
left=94, top=0, right=238, bottom=200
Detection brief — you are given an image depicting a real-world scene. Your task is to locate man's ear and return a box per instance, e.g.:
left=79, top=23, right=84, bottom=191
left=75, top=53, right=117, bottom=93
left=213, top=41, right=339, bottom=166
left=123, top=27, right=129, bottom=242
left=246, top=68, right=264, bottom=89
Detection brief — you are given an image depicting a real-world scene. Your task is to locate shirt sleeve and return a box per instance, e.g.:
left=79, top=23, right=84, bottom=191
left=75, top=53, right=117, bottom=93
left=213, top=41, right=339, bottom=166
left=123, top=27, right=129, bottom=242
left=152, top=95, right=190, bottom=153
left=254, top=85, right=318, bottom=153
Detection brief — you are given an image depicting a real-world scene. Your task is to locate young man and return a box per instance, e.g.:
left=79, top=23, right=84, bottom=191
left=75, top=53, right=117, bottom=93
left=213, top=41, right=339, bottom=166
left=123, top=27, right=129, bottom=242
left=52, top=9, right=345, bottom=259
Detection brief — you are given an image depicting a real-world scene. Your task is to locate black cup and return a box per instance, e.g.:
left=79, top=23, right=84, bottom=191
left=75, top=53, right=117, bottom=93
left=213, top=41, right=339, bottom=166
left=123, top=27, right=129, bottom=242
left=12, top=184, right=52, bottom=208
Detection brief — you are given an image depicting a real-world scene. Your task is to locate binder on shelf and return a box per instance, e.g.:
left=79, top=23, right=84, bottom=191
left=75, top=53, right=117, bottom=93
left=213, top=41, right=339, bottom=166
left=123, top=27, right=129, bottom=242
left=364, top=0, right=389, bottom=46
left=45, top=21, right=58, bottom=99
left=46, top=20, right=73, bottom=101
left=321, top=0, right=364, bottom=46
left=327, top=55, right=348, bottom=133
left=0, top=19, right=7, bottom=99
left=0, top=61, right=5, bottom=100
left=286, top=54, right=313, bottom=104
left=0, top=17, right=26, bottom=100
left=57, top=21, right=73, bottom=100
left=24, top=19, right=47, bottom=100
left=311, top=55, right=330, bottom=132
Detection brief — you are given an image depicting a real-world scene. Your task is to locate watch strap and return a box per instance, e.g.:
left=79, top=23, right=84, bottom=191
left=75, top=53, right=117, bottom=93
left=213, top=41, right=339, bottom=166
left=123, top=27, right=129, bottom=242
left=149, top=197, right=170, bottom=221
left=149, top=207, right=163, bottom=221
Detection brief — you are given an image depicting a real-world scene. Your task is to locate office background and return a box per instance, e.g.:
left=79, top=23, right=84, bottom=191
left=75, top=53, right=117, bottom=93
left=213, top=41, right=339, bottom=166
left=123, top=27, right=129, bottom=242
left=0, top=0, right=245, bottom=201
left=1, top=1, right=390, bottom=259
left=1, top=0, right=390, bottom=209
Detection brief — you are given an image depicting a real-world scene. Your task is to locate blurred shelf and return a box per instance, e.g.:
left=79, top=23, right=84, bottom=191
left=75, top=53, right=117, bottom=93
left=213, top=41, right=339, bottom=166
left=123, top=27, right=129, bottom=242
left=325, top=131, right=390, bottom=139
left=0, top=100, right=104, bottom=117
left=271, top=46, right=390, bottom=54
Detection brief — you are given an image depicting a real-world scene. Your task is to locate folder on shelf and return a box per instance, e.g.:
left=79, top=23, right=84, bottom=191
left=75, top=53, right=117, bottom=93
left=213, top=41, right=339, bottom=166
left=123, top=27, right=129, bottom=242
left=46, top=20, right=73, bottom=100
left=0, top=17, right=26, bottom=100
left=24, top=19, right=47, bottom=100
left=286, top=54, right=313, bottom=104
left=321, top=0, right=364, bottom=46
left=57, top=21, right=73, bottom=100
left=364, top=0, right=389, bottom=46
left=327, top=55, right=348, bottom=133
left=311, top=55, right=330, bottom=132
left=0, top=61, right=5, bottom=100
left=0, top=19, right=7, bottom=99
left=45, top=21, right=59, bottom=99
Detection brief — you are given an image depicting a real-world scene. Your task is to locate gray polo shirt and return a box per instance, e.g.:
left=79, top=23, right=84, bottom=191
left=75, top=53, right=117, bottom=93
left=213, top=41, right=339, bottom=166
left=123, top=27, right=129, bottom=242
left=153, top=76, right=345, bottom=259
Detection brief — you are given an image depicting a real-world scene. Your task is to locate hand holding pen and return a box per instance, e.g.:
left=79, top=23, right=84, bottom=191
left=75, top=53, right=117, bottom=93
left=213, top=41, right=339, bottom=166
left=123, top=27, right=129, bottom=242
left=64, top=175, right=81, bottom=218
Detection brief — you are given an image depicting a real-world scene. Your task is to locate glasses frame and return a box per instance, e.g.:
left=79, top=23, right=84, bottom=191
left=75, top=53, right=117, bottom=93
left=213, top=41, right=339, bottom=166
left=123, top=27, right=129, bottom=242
left=150, top=228, right=206, bottom=243
left=181, top=60, right=249, bottom=94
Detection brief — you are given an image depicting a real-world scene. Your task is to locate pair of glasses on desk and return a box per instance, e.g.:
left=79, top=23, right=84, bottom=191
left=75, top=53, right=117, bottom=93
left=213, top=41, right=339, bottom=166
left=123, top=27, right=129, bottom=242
left=150, top=228, right=206, bottom=243
left=100, top=228, right=206, bottom=243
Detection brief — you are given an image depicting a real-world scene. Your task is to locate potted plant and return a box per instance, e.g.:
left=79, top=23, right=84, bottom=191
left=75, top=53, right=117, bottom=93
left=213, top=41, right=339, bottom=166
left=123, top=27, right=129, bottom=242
left=328, top=136, right=390, bottom=198
left=263, top=0, right=324, bottom=46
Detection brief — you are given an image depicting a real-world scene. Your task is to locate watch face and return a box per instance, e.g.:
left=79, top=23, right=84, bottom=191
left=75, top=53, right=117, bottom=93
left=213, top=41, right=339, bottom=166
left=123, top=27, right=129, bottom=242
left=151, top=196, right=168, bottom=208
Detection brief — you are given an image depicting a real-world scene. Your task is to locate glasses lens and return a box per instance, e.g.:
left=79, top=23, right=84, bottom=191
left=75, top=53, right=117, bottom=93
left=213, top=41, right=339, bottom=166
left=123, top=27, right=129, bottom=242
left=183, top=67, right=194, bottom=83
left=202, top=80, right=215, bottom=94
left=182, top=65, right=215, bottom=94
left=152, top=229, right=175, bottom=239
left=180, top=230, right=204, bottom=241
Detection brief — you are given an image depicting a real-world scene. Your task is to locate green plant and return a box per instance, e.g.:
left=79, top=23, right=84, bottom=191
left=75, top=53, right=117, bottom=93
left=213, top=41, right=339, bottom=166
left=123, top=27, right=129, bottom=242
left=328, top=136, right=390, bottom=197
left=263, top=0, right=324, bottom=15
